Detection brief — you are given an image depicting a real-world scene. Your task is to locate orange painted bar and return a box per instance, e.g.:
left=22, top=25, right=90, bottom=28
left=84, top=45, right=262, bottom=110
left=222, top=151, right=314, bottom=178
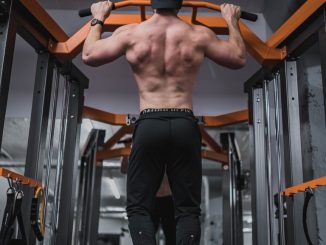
left=83, top=106, right=126, bottom=125
left=203, top=109, right=249, bottom=127
left=266, top=0, right=326, bottom=48
left=97, top=147, right=131, bottom=161
left=83, top=106, right=249, bottom=127
left=20, top=0, right=68, bottom=42
left=20, top=0, right=323, bottom=65
left=201, top=150, right=229, bottom=164
left=282, top=176, right=326, bottom=197
left=0, top=167, right=42, bottom=188
left=49, top=13, right=284, bottom=63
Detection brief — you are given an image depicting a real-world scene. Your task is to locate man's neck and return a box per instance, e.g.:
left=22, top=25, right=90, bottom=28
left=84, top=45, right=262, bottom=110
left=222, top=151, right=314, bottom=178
left=153, top=9, right=178, bottom=17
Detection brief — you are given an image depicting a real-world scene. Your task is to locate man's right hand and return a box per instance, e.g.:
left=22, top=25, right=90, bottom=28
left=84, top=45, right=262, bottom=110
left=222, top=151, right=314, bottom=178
left=91, top=0, right=114, bottom=21
left=221, top=3, right=241, bottom=25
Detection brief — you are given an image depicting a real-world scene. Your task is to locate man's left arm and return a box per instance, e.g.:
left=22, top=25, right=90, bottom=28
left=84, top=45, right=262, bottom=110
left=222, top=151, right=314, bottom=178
left=82, top=1, right=134, bottom=66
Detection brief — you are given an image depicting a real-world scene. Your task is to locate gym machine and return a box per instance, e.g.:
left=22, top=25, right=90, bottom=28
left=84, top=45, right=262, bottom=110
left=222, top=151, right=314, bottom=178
left=244, top=5, right=326, bottom=244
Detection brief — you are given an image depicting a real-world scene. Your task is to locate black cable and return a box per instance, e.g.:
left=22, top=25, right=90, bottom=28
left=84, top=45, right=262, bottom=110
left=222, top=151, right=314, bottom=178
left=303, top=188, right=314, bottom=245
left=0, top=188, right=15, bottom=244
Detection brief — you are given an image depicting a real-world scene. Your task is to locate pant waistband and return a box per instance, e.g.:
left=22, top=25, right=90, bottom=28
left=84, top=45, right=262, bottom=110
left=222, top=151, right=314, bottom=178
left=140, top=108, right=194, bottom=115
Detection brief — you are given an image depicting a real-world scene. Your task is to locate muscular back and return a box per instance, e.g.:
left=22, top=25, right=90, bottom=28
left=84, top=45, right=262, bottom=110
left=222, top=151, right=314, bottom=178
left=125, top=16, right=206, bottom=110
left=83, top=9, right=246, bottom=111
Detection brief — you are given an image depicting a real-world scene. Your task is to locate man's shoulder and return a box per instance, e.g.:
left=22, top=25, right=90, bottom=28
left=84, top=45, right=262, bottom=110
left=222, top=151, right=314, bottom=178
left=192, top=24, right=211, bottom=34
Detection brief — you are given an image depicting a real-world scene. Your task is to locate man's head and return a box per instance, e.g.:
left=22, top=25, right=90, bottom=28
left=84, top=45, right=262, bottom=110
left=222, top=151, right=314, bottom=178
left=151, top=0, right=183, bottom=12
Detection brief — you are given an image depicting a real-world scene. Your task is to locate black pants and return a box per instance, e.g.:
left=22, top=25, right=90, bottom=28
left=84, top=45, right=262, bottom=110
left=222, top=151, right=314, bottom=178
left=152, top=196, right=176, bottom=245
left=126, top=109, right=202, bottom=245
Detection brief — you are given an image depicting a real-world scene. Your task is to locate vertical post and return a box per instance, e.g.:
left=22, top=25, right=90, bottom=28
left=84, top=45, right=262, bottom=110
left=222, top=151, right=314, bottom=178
left=221, top=133, right=243, bottom=245
left=0, top=0, right=17, bottom=148
left=280, top=60, right=306, bottom=245
left=56, top=79, right=83, bottom=244
left=23, top=51, right=54, bottom=242
left=222, top=153, right=232, bottom=245
left=88, top=131, right=105, bottom=244
left=319, top=25, right=326, bottom=120
left=249, top=87, right=271, bottom=245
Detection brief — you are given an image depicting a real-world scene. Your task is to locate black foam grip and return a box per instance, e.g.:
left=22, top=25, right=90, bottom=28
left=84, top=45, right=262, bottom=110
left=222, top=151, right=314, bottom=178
left=79, top=3, right=116, bottom=17
left=240, top=11, right=258, bottom=22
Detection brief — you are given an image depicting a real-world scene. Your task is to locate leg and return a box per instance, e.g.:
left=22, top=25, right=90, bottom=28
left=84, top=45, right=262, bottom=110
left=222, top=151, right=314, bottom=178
left=158, top=196, right=177, bottom=245
left=167, top=117, right=202, bottom=245
left=127, top=118, right=168, bottom=245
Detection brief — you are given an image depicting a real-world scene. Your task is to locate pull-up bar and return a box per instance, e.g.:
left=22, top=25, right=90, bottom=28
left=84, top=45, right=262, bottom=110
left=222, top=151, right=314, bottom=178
left=0, top=167, right=42, bottom=189
left=78, top=1, right=258, bottom=22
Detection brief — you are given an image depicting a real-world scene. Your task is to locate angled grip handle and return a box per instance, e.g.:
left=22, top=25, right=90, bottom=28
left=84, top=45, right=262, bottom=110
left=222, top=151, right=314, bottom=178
left=240, top=11, right=258, bottom=22
left=78, top=3, right=116, bottom=17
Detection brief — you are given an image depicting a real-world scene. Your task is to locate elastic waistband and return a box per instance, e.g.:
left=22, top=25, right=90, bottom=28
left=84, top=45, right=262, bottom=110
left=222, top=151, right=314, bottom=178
left=140, top=108, right=194, bottom=115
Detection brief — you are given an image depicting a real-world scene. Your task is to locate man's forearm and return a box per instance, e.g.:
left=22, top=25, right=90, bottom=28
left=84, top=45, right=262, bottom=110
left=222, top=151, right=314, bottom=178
left=227, top=21, right=246, bottom=59
left=83, top=24, right=103, bottom=57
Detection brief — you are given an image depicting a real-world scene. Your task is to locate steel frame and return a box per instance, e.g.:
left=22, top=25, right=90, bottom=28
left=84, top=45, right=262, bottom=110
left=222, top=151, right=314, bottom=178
left=14, top=0, right=325, bottom=66
left=244, top=8, right=326, bottom=245
left=221, top=133, right=243, bottom=245
left=0, top=0, right=17, bottom=150
left=23, top=51, right=54, bottom=243
left=319, top=20, right=326, bottom=122
left=76, top=129, right=105, bottom=245
left=56, top=77, right=88, bottom=245
left=0, top=1, right=90, bottom=244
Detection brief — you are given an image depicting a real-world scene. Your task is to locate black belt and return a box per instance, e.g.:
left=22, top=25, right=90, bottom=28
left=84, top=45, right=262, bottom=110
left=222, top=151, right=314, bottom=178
left=140, top=108, right=194, bottom=115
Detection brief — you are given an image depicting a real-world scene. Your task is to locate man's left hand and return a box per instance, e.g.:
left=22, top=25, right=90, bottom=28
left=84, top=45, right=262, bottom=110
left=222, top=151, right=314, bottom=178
left=91, top=0, right=114, bottom=21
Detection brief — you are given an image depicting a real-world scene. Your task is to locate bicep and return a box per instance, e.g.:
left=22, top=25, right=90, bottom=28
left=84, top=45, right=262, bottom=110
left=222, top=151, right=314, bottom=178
left=84, top=25, right=134, bottom=66
left=204, top=32, right=244, bottom=69
left=88, top=35, right=128, bottom=65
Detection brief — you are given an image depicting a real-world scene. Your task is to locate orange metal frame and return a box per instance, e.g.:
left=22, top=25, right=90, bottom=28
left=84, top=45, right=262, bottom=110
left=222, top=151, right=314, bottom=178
left=282, top=176, right=326, bottom=197
left=19, top=0, right=325, bottom=66
left=83, top=106, right=248, bottom=127
left=0, top=167, right=42, bottom=189
left=83, top=106, right=244, bottom=164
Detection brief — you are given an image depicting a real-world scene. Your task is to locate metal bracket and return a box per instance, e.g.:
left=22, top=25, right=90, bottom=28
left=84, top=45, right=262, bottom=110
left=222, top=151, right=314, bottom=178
left=126, top=114, right=139, bottom=126
left=196, top=116, right=204, bottom=125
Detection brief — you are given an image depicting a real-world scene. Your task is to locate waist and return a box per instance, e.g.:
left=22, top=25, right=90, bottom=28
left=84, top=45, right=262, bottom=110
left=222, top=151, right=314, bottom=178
left=140, top=108, right=194, bottom=117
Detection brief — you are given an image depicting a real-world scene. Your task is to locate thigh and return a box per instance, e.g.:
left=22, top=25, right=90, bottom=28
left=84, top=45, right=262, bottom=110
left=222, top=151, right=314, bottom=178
left=167, top=117, right=202, bottom=216
left=127, top=119, right=168, bottom=213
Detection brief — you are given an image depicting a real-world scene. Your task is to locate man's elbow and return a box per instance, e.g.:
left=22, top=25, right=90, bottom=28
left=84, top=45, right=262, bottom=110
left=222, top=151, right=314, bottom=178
left=233, top=56, right=247, bottom=69
left=82, top=53, right=99, bottom=67
left=228, top=54, right=246, bottom=69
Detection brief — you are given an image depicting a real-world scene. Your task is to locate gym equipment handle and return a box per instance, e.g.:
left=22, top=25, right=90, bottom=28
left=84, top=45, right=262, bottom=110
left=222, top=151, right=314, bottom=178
left=79, top=4, right=258, bottom=22
left=240, top=11, right=258, bottom=22
left=79, top=3, right=116, bottom=17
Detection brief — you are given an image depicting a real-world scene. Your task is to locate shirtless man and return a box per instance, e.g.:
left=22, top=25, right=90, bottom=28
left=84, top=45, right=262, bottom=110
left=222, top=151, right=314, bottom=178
left=83, top=0, right=246, bottom=244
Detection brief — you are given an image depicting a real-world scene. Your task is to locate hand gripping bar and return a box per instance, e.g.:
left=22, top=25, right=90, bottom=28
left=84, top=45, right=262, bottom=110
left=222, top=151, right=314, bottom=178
left=79, top=1, right=258, bottom=22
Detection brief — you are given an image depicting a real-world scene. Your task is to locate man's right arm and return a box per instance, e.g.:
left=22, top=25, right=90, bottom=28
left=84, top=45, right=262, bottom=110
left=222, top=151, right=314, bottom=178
left=204, top=4, right=246, bottom=69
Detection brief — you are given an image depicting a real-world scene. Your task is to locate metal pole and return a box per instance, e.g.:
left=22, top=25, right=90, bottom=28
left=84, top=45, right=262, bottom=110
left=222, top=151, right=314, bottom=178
left=50, top=76, right=69, bottom=244
left=23, top=51, right=54, bottom=243
left=88, top=131, right=105, bottom=244
left=280, top=60, right=306, bottom=245
left=0, top=0, right=17, bottom=148
left=263, top=80, right=274, bottom=245
left=56, top=79, right=83, bottom=244
left=318, top=20, right=326, bottom=121
left=250, top=87, right=270, bottom=245
left=273, top=73, right=286, bottom=245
